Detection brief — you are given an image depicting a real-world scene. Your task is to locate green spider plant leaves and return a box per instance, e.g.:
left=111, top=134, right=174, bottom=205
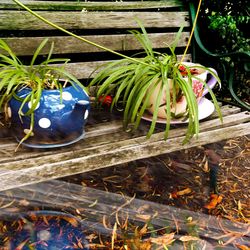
left=89, top=21, right=222, bottom=143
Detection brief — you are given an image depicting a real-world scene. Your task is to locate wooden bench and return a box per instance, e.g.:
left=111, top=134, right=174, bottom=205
left=0, top=0, right=250, bottom=192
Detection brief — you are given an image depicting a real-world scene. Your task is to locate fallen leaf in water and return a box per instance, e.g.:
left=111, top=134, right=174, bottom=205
left=204, top=194, right=223, bottom=209
left=179, top=235, right=200, bottom=242
left=139, top=223, right=148, bottom=235
left=203, top=159, right=209, bottom=172
left=18, top=199, right=30, bottom=206
left=62, top=216, right=78, bottom=227
left=85, top=233, right=97, bottom=242
left=150, top=232, right=175, bottom=246
left=16, top=239, right=29, bottom=250
left=236, top=244, right=250, bottom=250
left=135, top=214, right=151, bottom=221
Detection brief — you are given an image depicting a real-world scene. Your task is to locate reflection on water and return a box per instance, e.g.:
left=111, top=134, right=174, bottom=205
left=0, top=179, right=249, bottom=249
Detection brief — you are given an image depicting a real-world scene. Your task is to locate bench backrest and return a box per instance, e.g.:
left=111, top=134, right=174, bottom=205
left=0, top=0, right=191, bottom=82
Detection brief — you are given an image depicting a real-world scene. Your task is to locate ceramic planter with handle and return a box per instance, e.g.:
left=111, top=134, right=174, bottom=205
left=9, top=83, right=90, bottom=148
left=147, top=63, right=218, bottom=118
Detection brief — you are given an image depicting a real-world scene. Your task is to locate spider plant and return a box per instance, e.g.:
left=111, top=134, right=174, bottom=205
left=0, top=38, right=86, bottom=145
left=89, top=20, right=222, bottom=142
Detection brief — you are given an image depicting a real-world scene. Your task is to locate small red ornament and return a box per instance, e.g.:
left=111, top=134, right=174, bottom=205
left=98, top=95, right=112, bottom=107
left=179, top=65, right=199, bottom=76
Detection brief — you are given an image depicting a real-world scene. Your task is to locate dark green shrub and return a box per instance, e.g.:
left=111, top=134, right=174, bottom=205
left=198, top=0, right=249, bottom=53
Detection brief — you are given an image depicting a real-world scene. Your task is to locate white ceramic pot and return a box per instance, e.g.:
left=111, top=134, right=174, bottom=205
left=146, top=63, right=218, bottom=118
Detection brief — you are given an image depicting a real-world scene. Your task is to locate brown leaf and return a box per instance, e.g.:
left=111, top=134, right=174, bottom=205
left=150, top=233, right=175, bottom=246
left=135, top=214, right=151, bottom=221
left=16, top=239, right=29, bottom=250
left=204, top=194, right=223, bottom=209
left=18, top=199, right=30, bottom=206
left=138, top=240, right=152, bottom=250
left=85, top=234, right=97, bottom=242
left=176, top=188, right=192, bottom=196
left=139, top=223, right=148, bottom=235
left=62, top=216, right=79, bottom=227
left=171, top=188, right=192, bottom=198
left=179, top=235, right=200, bottom=242
left=171, top=161, right=192, bottom=170
left=236, top=244, right=250, bottom=250
left=203, top=160, right=209, bottom=172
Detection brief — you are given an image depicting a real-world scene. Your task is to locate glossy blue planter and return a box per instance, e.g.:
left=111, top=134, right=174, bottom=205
left=3, top=210, right=89, bottom=250
left=9, top=83, right=90, bottom=148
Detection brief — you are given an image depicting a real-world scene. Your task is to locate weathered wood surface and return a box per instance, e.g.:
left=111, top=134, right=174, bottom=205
left=0, top=11, right=189, bottom=30
left=0, top=0, right=183, bottom=11
left=0, top=1, right=190, bottom=80
left=1, top=32, right=190, bottom=56
left=0, top=105, right=250, bottom=191
left=52, top=53, right=192, bottom=80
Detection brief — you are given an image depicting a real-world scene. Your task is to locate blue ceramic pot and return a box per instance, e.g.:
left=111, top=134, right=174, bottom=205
left=9, top=83, right=90, bottom=148
left=3, top=210, right=89, bottom=250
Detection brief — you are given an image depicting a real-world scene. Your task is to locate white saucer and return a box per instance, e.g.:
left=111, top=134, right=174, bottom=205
left=141, top=98, right=215, bottom=124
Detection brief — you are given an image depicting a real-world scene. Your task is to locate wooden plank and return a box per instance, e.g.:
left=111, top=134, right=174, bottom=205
left=0, top=113, right=249, bottom=191
left=0, top=107, right=247, bottom=163
left=0, top=0, right=184, bottom=11
left=0, top=54, right=192, bottom=81
left=0, top=122, right=249, bottom=191
left=52, top=54, right=192, bottom=80
left=0, top=11, right=190, bottom=30
left=0, top=32, right=190, bottom=56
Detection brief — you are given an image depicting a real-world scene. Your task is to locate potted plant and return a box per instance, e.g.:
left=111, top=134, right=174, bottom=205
left=0, top=38, right=90, bottom=150
left=89, top=21, right=222, bottom=142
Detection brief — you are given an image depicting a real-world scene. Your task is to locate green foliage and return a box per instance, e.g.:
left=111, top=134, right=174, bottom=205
left=89, top=21, right=221, bottom=143
left=208, top=12, right=249, bottom=53
left=0, top=38, right=85, bottom=145
left=199, top=0, right=249, bottom=53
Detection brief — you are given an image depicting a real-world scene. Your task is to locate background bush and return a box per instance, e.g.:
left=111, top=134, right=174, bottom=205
left=198, top=0, right=249, bottom=53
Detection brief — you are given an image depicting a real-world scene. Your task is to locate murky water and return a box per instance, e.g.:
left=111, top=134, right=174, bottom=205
left=0, top=156, right=249, bottom=250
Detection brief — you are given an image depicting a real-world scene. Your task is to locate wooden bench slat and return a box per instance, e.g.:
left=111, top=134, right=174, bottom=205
left=0, top=120, right=249, bottom=191
left=1, top=110, right=249, bottom=170
left=1, top=32, right=190, bottom=56
left=0, top=11, right=190, bottom=30
left=59, top=54, right=192, bottom=80
left=0, top=105, right=245, bottom=160
left=0, top=0, right=184, bottom=11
